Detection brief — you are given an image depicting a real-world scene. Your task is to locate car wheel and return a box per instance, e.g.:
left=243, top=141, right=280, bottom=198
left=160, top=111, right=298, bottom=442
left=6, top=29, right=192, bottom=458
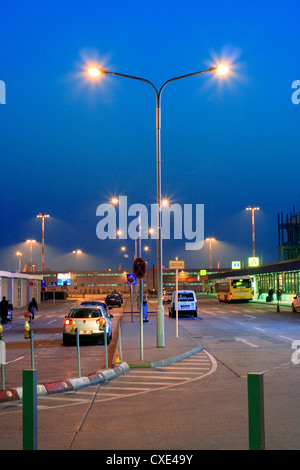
left=292, top=304, right=297, bottom=312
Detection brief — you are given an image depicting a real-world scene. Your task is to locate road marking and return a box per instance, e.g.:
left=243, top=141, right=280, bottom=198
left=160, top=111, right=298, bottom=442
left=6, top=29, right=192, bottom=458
left=254, top=327, right=266, bottom=332
left=235, top=337, right=259, bottom=348
left=5, top=355, right=25, bottom=365
left=278, top=335, right=295, bottom=342
left=244, top=314, right=256, bottom=319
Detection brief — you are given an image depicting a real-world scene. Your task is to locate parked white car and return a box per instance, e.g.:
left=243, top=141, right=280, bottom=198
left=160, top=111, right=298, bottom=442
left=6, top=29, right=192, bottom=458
left=63, top=305, right=112, bottom=346
left=168, top=290, right=197, bottom=317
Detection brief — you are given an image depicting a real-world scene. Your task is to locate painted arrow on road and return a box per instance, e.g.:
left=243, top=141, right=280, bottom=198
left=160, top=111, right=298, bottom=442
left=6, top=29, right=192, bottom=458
left=235, top=337, right=259, bottom=348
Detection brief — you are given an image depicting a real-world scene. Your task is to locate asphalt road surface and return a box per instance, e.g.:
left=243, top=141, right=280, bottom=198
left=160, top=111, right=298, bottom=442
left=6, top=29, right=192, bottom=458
left=0, top=295, right=300, bottom=451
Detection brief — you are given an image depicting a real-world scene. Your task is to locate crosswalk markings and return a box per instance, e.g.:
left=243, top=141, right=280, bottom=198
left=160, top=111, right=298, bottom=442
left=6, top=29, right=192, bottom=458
left=0, top=351, right=215, bottom=415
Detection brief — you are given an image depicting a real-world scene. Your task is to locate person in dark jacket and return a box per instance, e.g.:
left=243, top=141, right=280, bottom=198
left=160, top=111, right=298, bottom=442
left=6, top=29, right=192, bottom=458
left=28, top=297, right=38, bottom=322
left=0, top=296, right=9, bottom=324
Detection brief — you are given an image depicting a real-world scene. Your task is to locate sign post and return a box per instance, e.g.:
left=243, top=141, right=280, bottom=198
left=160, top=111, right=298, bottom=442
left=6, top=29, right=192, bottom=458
left=169, top=259, right=185, bottom=338
left=133, top=258, right=146, bottom=361
left=51, top=282, right=57, bottom=303
left=127, top=273, right=137, bottom=323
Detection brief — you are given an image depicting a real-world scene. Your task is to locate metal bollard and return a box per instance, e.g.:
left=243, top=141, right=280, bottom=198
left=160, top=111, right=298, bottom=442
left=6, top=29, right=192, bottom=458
left=76, top=328, right=81, bottom=378
left=23, top=369, right=37, bottom=450
left=248, top=372, right=265, bottom=450
left=24, top=321, right=34, bottom=369
left=104, top=330, right=108, bottom=370
left=118, top=321, right=123, bottom=362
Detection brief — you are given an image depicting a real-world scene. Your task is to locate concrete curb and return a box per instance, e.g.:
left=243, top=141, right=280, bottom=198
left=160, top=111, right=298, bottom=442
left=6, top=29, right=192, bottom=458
left=0, top=362, right=130, bottom=403
left=128, top=344, right=203, bottom=368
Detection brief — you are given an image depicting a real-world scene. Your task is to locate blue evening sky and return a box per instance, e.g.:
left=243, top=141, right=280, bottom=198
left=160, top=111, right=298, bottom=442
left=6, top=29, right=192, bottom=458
left=1, top=0, right=299, bottom=272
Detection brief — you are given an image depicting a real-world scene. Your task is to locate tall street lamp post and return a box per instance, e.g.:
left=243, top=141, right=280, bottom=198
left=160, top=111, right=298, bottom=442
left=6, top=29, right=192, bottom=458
left=246, top=206, right=260, bottom=257
left=88, top=63, right=228, bottom=348
left=37, top=213, right=50, bottom=272
left=26, top=240, right=36, bottom=273
left=16, top=251, right=22, bottom=272
left=206, top=237, right=216, bottom=269
left=72, top=250, right=83, bottom=272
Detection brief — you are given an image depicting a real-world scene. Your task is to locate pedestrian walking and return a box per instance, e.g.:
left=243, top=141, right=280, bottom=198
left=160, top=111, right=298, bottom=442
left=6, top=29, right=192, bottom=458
left=0, top=296, right=9, bottom=324
left=268, top=287, right=274, bottom=302
left=28, top=297, right=38, bottom=322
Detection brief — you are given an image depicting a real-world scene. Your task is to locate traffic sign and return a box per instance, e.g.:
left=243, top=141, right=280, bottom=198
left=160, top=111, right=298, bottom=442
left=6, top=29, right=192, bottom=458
left=28, top=281, right=34, bottom=287
left=248, top=257, right=259, bottom=267
left=133, top=257, right=147, bottom=279
left=232, top=261, right=241, bottom=270
left=127, top=273, right=137, bottom=285
left=51, top=282, right=57, bottom=287
left=169, top=260, right=185, bottom=269
left=41, top=280, right=46, bottom=288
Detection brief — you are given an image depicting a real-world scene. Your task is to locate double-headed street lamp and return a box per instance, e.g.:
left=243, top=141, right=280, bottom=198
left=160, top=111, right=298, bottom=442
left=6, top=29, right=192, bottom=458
left=206, top=237, right=216, bottom=269
left=88, top=63, right=228, bottom=347
left=37, top=213, right=50, bottom=272
left=16, top=251, right=22, bottom=272
left=246, top=206, right=260, bottom=257
left=72, top=249, right=83, bottom=272
left=26, top=239, right=36, bottom=272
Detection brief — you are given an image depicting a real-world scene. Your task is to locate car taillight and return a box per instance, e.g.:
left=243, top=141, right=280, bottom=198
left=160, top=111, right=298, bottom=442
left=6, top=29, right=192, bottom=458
left=64, top=318, right=72, bottom=326
left=96, top=318, right=106, bottom=326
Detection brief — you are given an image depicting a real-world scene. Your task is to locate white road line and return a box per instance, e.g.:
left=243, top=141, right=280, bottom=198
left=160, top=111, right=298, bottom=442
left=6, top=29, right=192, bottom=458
left=278, top=335, right=295, bottom=342
left=106, top=386, right=151, bottom=391
left=5, top=355, right=25, bottom=365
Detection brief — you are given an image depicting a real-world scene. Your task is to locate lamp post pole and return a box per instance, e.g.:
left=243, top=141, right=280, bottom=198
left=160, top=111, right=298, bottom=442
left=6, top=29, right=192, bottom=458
left=88, top=64, right=227, bottom=347
left=206, top=237, right=216, bottom=269
left=37, top=213, right=50, bottom=272
left=26, top=240, right=36, bottom=273
left=246, top=206, right=260, bottom=257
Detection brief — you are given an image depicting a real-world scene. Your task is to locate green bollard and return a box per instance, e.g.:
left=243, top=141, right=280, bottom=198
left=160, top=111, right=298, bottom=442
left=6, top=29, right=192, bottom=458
left=248, top=372, right=265, bottom=450
left=23, top=369, right=37, bottom=450
left=118, top=321, right=123, bottom=362
left=76, top=328, right=81, bottom=378
left=104, top=329, right=108, bottom=370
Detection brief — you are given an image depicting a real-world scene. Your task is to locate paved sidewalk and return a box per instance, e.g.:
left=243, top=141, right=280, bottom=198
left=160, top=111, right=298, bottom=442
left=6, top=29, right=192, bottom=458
left=119, top=308, right=202, bottom=367
left=0, top=298, right=202, bottom=402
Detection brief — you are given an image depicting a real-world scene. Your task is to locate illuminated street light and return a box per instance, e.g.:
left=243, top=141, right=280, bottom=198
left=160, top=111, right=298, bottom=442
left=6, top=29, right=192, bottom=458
left=72, top=249, right=83, bottom=272
left=206, top=237, right=216, bottom=269
left=16, top=251, right=22, bottom=272
left=37, top=213, right=50, bottom=272
left=88, top=67, right=101, bottom=77
left=246, top=206, right=260, bottom=257
left=88, top=62, right=228, bottom=348
left=216, top=64, right=229, bottom=75
left=26, top=239, right=36, bottom=272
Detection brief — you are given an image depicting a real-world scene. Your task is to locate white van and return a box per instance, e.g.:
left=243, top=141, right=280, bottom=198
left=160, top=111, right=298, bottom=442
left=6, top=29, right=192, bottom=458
left=168, top=290, right=197, bottom=318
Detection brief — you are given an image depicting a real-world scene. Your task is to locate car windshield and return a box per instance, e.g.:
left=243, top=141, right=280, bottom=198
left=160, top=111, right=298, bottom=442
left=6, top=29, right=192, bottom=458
left=69, top=308, right=102, bottom=318
left=178, top=293, right=194, bottom=301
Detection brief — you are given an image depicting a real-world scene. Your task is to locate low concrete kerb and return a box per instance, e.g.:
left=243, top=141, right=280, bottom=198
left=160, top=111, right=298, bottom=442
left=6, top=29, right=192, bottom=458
left=128, top=344, right=203, bottom=368
left=0, top=362, right=130, bottom=403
